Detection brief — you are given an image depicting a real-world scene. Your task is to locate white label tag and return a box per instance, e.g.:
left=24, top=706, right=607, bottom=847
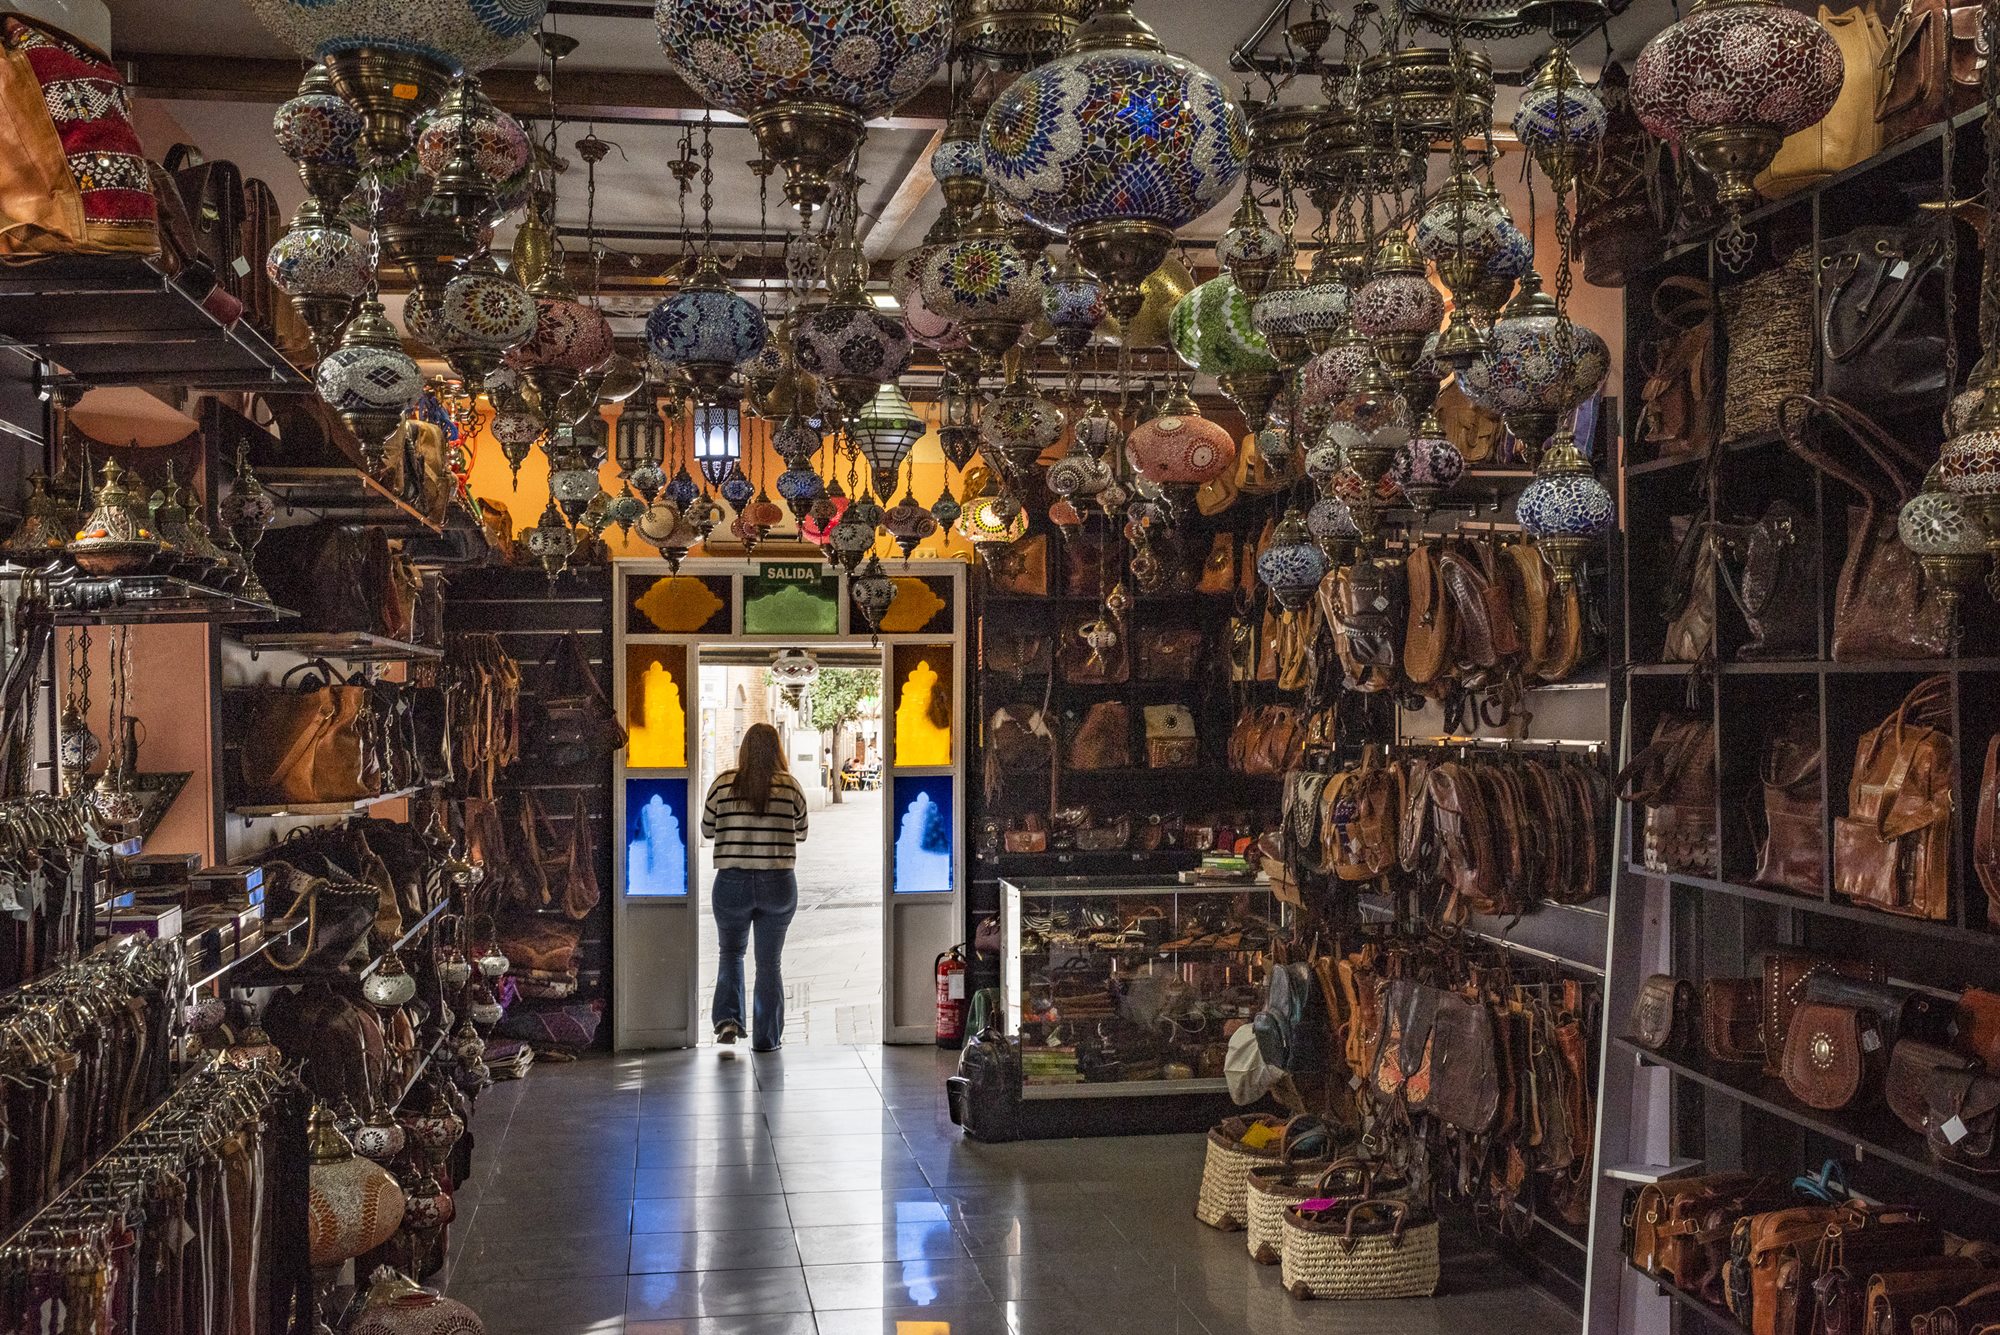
left=1942, top=1115, right=1969, bottom=1145
left=1349, top=1074, right=1364, bottom=1091
left=947, top=974, right=965, bottom=1001
left=1889, top=259, right=1910, bottom=281
left=1860, top=1029, right=1880, bottom=1053
left=232, top=255, right=251, bottom=277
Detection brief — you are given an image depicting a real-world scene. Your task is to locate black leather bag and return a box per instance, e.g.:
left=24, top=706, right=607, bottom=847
left=1725, top=500, right=1818, bottom=659
left=1819, top=217, right=1978, bottom=421
left=524, top=631, right=627, bottom=769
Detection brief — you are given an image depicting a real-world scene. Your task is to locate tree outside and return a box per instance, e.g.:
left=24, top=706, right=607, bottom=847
left=808, top=668, right=879, bottom=804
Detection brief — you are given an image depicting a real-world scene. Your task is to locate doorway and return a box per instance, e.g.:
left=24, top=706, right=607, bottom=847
left=694, top=649, right=886, bottom=1046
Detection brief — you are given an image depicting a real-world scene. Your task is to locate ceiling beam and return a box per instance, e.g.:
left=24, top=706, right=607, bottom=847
left=861, top=130, right=942, bottom=262
left=119, top=52, right=950, bottom=128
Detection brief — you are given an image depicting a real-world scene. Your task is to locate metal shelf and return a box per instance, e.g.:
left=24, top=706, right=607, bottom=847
left=1625, top=863, right=1994, bottom=947
left=1626, top=1263, right=1741, bottom=1330
left=257, top=465, right=445, bottom=536
left=1, top=567, right=291, bottom=627
left=234, top=629, right=441, bottom=662
left=0, top=255, right=310, bottom=390
left=185, top=916, right=306, bottom=991
left=359, top=899, right=451, bottom=980
left=229, top=784, right=426, bottom=819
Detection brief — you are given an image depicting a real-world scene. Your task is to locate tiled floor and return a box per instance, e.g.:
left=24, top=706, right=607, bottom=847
left=442, top=1046, right=1582, bottom=1335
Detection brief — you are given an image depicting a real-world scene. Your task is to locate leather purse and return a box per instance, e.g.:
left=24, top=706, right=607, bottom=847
left=1729, top=1204, right=1846, bottom=1333
left=1763, top=950, right=1888, bottom=1077
left=1771, top=1206, right=1940, bottom=1335
left=1877, top=0, right=1987, bottom=144
left=1925, top=1068, right=2000, bottom=1170
left=986, top=706, right=1054, bottom=772
left=1705, top=978, right=1766, bottom=1065
left=1780, top=395, right=1950, bottom=661
left=1887, top=1038, right=1978, bottom=1135
left=1865, top=1268, right=2000, bottom=1335
left=1436, top=377, right=1506, bottom=463
left=1196, top=533, right=1237, bottom=594
left=1782, top=1000, right=1886, bottom=1110
left=1617, top=713, right=1719, bottom=877
left=985, top=627, right=1051, bottom=677
left=1914, top=1281, right=2000, bottom=1335
left=1754, top=708, right=1825, bottom=895
left=1835, top=676, right=1953, bottom=920
left=1428, top=990, right=1500, bottom=1134
left=1066, top=702, right=1130, bottom=771
left=1402, top=541, right=1451, bottom=687
left=1633, top=1174, right=1784, bottom=1300
left=1814, top=1228, right=1965, bottom=1335
left=1630, top=975, right=1696, bottom=1054
left=238, top=661, right=374, bottom=804
left=1820, top=218, right=1978, bottom=420
left=1663, top=516, right=1723, bottom=664
left=527, top=630, right=627, bottom=769
left=1134, top=623, right=1205, bottom=681
left=1730, top=500, right=1818, bottom=659
left=1757, top=6, right=1889, bottom=196
left=1635, top=277, right=1717, bottom=461
left=1975, top=738, right=2000, bottom=930
left=1956, top=989, right=2000, bottom=1070
left=1323, top=555, right=1404, bottom=692
left=989, top=533, right=1049, bottom=595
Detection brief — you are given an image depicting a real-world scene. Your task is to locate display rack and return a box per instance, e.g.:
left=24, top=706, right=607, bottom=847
left=228, top=784, right=429, bottom=819
left=0, top=567, right=290, bottom=626
left=234, top=629, right=442, bottom=661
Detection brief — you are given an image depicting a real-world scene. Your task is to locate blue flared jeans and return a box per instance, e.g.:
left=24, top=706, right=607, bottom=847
left=710, top=867, right=798, bottom=1048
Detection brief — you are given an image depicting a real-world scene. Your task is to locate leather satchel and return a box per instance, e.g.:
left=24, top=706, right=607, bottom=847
left=986, top=627, right=1052, bottom=677
left=1925, top=1068, right=2000, bottom=1170
left=1887, top=1038, right=1978, bottom=1135
left=1631, top=975, right=1697, bottom=1054
left=1781, top=1000, right=1886, bottom=1110
left=1066, top=701, right=1130, bottom=771
left=1835, top=676, right=1953, bottom=920
left=1866, top=1268, right=2000, bottom=1335
left=1877, top=0, right=1987, bottom=145
left=1754, top=708, right=1825, bottom=895
left=1757, top=6, right=1889, bottom=197
left=1635, top=277, right=1717, bottom=461
left=1403, top=541, right=1451, bottom=687
left=1729, top=1204, right=1845, bottom=1333
left=527, top=630, right=627, bottom=769
left=1975, top=738, right=2000, bottom=930
left=1633, top=1174, right=1783, bottom=1300
left=1663, top=517, right=1723, bottom=664
left=1323, top=555, right=1404, bottom=692
left=1820, top=219, right=1977, bottom=420
left=1617, top=713, right=1719, bottom=877
left=987, top=706, right=1054, bottom=771
left=1428, top=990, right=1500, bottom=1134
left=238, top=661, right=374, bottom=804
left=1763, top=950, right=1888, bottom=1077
left=1133, top=623, right=1205, bottom=681
left=1705, top=978, right=1766, bottom=1065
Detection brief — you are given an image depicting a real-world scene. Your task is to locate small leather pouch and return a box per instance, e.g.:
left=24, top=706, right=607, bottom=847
left=1003, top=815, right=1047, bottom=854
left=1762, top=950, right=1887, bottom=1077
left=1887, top=1038, right=1977, bottom=1136
left=1803, top=973, right=1956, bottom=1052
left=1703, top=978, right=1766, bottom=1065
left=1781, top=1000, right=1885, bottom=1111
left=1631, top=975, right=1696, bottom=1054
left=1925, top=1068, right=2000, bottom=1171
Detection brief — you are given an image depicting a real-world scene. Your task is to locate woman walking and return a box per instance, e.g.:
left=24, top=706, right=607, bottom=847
left=701, top=723, right=809, bottom=1050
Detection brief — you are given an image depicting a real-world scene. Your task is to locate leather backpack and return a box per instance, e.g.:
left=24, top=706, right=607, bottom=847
left=525, top=630, right=627, bottom=769
left=1877, top=0, right=1987, bottom=144
left=1403, top=542, right=1451, bottom=687
left=1635, top=277, right=1717, bottom=461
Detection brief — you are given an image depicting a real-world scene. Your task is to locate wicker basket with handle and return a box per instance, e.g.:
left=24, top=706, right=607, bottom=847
left=1195, top=1114, right=1291, bottom=1230
left=1280, top=1198, right=1441, bottom=1300
left=1246, top=1150, right=1370, bottom=1264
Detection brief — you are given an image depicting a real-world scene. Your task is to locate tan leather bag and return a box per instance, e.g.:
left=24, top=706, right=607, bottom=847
left=1835, top=676, right=1953, bottom=920
left=1436, top=379, right=1504, bottom=464
left=1067, top=701, right=1130, bottom=771
left=1757, top=7, right=1888, bottom=197
left=1877, top=0, right=1988, bottom=145
left=1403, top=542, right=1451, bottom=687
left=239, top=675, right=372, bottom=805
left=1636, top=277, right=1717, bottom=460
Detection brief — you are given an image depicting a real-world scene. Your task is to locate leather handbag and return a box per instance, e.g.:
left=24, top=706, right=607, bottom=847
left=1915, top=1282, right=2000, bottom=1335
left=1428, top=991, right=1500, bottom=1134
left=1975, top=739, right=2000, bottom=929
left=1925, top=1067, right=2000, bottom=1170
left=1436, top=377, right=1506, bottom=464
left=1754, top=708, right=1825, bottom=895
left=1057, top=613, right=1129, bottom=685
left=1633, top=1174, right=1783, bottom=1300
left=1820, top=218, right=1978, bottom=420
left=1763, top=950, right=1888, bottom=1077
left=1323, top=556, right=1404, bottom=692
left=0, top=15, right=158, bottom=257
left=1779, top=395, right=1951, bottom=661
left=526, top=630, right=627, bottom=769
left=1729, top=1204, right=1845, bottom=1332
left=1887, top=1038, right=1978, bottom=1135
left=1705, top=978, right=1767, bottom=1065
left=1757, top=6, right=1889, bottom=197
left=1402, top=541, right=1451, bottom=687
left=1663, top=517, right=1723, bottom=663
left=989, top=533, right=1049, bottom=595
left=1617, top=713, right=1719, bottom=877
left=1197, top=533, right=1237, bottom=593
left=1957, top=989, right=2000, bottom=1069
left=238, top=661, right=374, bottom=804
left=1067, top=701, right=1130, bottom=771
left=1807, top=1214, right=1956, bottom=1335
left=1782, top=1000, right=1886, bottom=1110
left=1721, top=247, right=1814, bottom=444
left=1836, top=676, right=1953, bottom=920
left=1630, top=975, right=1696, bottom=1054
left=985, top=627, right=1051, bottom=677
left=1576, top=62, right=1669, bottom=288
left=1803, top=973, right=1956, bottom=1052
left=987, top=706, right=1053, bottom=772
left=1877, top=0, right=1987, bottom=144
left=1635, top=277, right=1717, bottom=461
left=1865, top=1268, right=2000, bottom=1335
left=1134, top=623, right=1205, bottom=681
left=1234, top=706, right=1304, bottom=776
left=1730, top=501, right=1818, bottom=659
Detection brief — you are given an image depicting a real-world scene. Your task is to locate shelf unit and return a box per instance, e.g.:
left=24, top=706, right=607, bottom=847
left=1590, top=103, right=2000, bottom=1332
left=228, top=784, right=428, bottom=819
left=234, top=629, right=441, bottom=662
left=185, top=916, right=307, bottom=991
left=0, top=568, right=290, bottom=627
left=360, top=899, right=451, bottom=980
left=202, top=398, right=444, bottom=538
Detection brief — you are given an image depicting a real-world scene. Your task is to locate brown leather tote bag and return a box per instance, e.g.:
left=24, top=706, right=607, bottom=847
left=1836, top=675, right=1954, bottom=920
left=1754, top=708, right=1825, bottom=895
left=1618, top=714, right=1720, bottom=877
left=239, top=661, right=373, bottom=804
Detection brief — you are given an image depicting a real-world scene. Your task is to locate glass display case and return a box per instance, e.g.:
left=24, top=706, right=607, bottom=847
left=1000, top=876, right=1279, bottom=1100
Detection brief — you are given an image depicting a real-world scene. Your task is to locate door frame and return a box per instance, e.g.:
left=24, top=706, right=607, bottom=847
left=610, top=556, right=967, bottom=1049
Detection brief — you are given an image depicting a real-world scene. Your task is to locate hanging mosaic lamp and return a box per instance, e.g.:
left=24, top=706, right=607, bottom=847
left=1073, top=396, right=1123, bottom=460
left=955, top=493, right=1031, bottom=550
left=1936, top=369, right=2000, bottom=577
left=770, top=648, right=821, bottom=705
left=655, top=0, right=951, bottom=216
left=507, top=197, right=615, bottom=425
left=1307, top=492, right=1359, bottom=546
left=316, top=298, right=422, bottom=470
left=883, top=489, right=940, bottom=558
left=415, top=75, right=528, bottom=227
left=1216, top=187, right=1284, bottom=298
left=1480, top=208, right=1533, bottom=315
left=1325, top=354, right=1414, bottom=491
left=646, top=255, right=767, bottom=400
left=1046, top=439, right=1113, bottom=500
left=980, top=0, right=1247, bottom=324
left=742, top=341, right=787, bottom=408
left=892, top=215, right=969, bottom=354
left=1169, top=274, right=1282, bottom=431
left=1256, top=506, right=1332, bottom=610
left=852, top=382, right=926, bottom=497
left=524, top=496, right=578, bottom=582
left=1299, top=324, right=1378, bottom=428
left=1353, top=232, right=1443, bottom=391
left=932, top=104, right=989, bottom=221
left=1515, top=427, right=1614, bottom=589
left=979, top=372, right=1066, bottom=483
left=850, top=554, right=898, bottom=634
left=793, top=248, right=913, bottom=414
left=828, top=506, right=877, bottom=573
left=920, top=200, right=1042, bottom=369
left=266, top=197, right=366, bottom=359
left=930, top=484, right=963, bottom=531
left=719, top=463, right=757, bottom=512
left=1631, top=0, right=1844, bottom=220
left=1457, top=272, right=1609, bottom=465
left=1512, top=48, right=1608, bottom=188
left=1414, top=170, right=1510, bottom=369
left=246, top=0, right=546, bottom=157
left=431, top=253, right=537, bottom=386
left=273, top=63, right=361, bottom=215
left=953, top=0, right=1085, bottom=67
left=1389, top=413, right=1466, bottom=521
left=1900, top=464, right=1989, bottom=645
left=1043, top=252, right=1107, bottom=357
left=306, top=1104, right=406, bottom=1268
left=547, top=433, right=601, bottom=526
left=1126, top=380, right=1236, bottom=514
left=490, top=394, right=545, bottom=488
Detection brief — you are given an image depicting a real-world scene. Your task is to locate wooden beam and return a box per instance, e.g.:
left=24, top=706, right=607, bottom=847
left=118, top=52, right=950, bottom=129
left=861, top=130, right=942, bottom=262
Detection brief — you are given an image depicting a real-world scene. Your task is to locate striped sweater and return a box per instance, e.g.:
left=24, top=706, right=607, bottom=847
left=701, top=770, right=809, bottom=870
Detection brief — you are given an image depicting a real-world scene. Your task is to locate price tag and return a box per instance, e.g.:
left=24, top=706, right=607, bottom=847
left=1860, top=1028, right=1880, bottom=1053
left=232, top=255, right=251, bottom=278
left=1889, top=259, right=1910, bottom=282
left=1349, top=1074, right=1364, bottom=1091
left=1941, top=1115, right=1970, bottom=1145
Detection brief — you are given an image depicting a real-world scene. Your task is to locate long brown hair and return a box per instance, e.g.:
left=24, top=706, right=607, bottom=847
left=733, top=723, right=788, bottom=813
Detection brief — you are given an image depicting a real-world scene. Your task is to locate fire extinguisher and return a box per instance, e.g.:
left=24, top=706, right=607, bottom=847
left=935, top=946, right=968, bottom=1049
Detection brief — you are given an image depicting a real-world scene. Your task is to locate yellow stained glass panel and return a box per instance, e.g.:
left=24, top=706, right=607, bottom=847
left=625, top=645, right=687, bottom=769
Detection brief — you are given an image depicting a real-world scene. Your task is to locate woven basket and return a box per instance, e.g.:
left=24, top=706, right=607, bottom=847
left=1719, top=247, right=1813, bottom=444
left=1281, top=1199, right=1441, bottom=1300
left=1246, top=1160, right=1337, bottom=1263
left=1195, top=1114, right=1289, bottom=1230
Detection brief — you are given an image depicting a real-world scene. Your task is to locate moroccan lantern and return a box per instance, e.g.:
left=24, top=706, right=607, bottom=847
left=316, top=298, right=421, bottom=470
left=655, top=0, right=951, bottom=216
left=1257, top=506, right=1332, bottom=610
left=932, top=105, right=988, bottom=221
left=1512, top=48, right=1608, bottom=187
left=1457, top=273, right=1609, bottom=465
left=980, top=373, right=1066, bottom=482
left=852, top=382, right=925, bottom=496
left=930, top=485, right=963, bottom=530
left=920, top=200, right=1042, bottom=368
left=1216, top=188, right=1284, bottom=298
left=430, top=254, right=537, bottom=386
left=1169, top=275, right=1282, bottom=431
left=883, top=490, right=940, bottom=558
left=1900, top=466, right=1989, bottom=646
left=349, top=1268, right=486, bottom=1335
left=307, top=1104, right=406, bottom=1268
left=1127, top=381, right=1236, bottom=514
left=1413, top=170, right=1511, bottom=368
left=893, top=215, right=969, bottom=354
left=1631, top=0, right=1844, bottom=218
left=981, top=0, right=1246, bottom=324
left=793, top=248, right=912, bottom=414
left=507, top=203, right=614, bottom=426
left=415, top=76, right=530, bottom=227
left=1515, top=427, right=1615, bottom=588
left=953, top=0, right=1085, bottom=67
left=850, top=554, right=897, bottom=634
left=646, top=255, right=768, bottom=398
left=266, top=197, right=366, bottom=358
left=1043, top=253, right=1107, bottom=356
left=955, top=493, right=1031, bottom=550
left=1390, top=413, right=1466, bottom=521
left=1353, top=233, right=1443, bottom=386
left=273, top=63, right=361, bottom=214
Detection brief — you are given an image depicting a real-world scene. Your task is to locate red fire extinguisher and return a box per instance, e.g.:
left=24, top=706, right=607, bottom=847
left=936, top=946, right=968, bottom=1049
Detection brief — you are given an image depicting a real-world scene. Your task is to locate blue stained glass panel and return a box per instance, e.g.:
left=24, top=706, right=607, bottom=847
left=891, top=775, right=954, bottom=896
left=625, top=777, right=690, bottom=897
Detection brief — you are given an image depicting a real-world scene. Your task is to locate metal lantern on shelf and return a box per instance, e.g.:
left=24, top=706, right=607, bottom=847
left=980, top=0, right=1246, bottom=324
left=1256, top=506, right=1332, bottom=609
left=266, top=198, right=367, bottom=359
left=1515, top=427, right=1614, bottom=588
left=654, top=0, right=950, bottom=216
left=273, top=63, right=361, bottom=213
left=852, top=382, right=925, bottom=497
left=1631, top=0, right=1844, bottom=221
left=1169, top=275, right=1283, bottom=432
left=316, top=298, right=422, bottom=470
